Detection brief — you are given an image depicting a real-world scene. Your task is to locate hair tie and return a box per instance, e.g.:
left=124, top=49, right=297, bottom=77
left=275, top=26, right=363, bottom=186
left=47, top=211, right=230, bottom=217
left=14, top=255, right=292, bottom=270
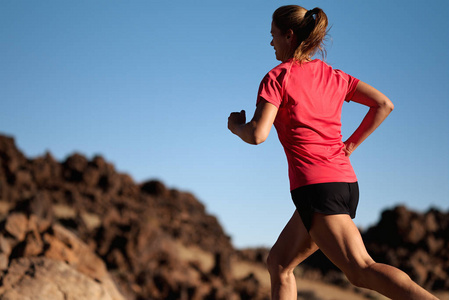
left=305, top=9, right=316, bottom=19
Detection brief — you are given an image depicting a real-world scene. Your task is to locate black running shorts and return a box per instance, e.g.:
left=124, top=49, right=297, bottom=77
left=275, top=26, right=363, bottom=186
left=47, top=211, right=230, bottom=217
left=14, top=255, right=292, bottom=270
left=291, top=182, right=359, bottom=232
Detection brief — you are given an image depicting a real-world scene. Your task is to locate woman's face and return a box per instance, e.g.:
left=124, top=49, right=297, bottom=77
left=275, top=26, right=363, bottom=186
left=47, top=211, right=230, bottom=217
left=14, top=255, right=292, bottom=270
left=270, top=22, right=293, bottom=62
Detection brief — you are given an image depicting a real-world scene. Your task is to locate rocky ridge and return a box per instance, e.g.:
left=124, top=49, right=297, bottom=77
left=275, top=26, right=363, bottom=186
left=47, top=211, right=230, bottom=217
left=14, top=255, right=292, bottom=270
left=0, top=134, right=260, bottom=299
left=0, top=134, right=448, bottom=299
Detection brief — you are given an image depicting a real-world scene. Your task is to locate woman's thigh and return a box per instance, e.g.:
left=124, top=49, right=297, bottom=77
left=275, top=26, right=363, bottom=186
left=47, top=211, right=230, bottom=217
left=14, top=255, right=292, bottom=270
left=268, top=211, right=319, bottom=271
left=308, top=213, right=374, bottom=275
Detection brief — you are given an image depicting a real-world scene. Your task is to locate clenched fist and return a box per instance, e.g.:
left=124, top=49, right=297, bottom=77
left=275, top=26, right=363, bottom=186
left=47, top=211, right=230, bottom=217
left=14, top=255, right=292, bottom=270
left=227, top=110, right=246, bottom=135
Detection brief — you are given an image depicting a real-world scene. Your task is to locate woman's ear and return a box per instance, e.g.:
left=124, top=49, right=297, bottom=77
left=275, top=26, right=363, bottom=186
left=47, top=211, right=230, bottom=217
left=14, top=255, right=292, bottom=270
left=286, top=29, right=296, bottom=46
left=286, top=29, right=294, bottom=40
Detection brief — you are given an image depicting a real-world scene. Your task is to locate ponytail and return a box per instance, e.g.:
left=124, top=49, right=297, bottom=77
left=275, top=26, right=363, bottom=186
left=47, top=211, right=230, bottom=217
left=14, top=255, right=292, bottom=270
left=273, top=6, right=329, bottom=63
left=294, top=8, right=328, bottom=62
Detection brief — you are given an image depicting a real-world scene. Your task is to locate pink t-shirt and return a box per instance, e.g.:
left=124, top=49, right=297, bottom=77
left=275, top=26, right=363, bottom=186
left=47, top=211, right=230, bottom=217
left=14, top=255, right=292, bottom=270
left=257, top=59, right=359, bottom=191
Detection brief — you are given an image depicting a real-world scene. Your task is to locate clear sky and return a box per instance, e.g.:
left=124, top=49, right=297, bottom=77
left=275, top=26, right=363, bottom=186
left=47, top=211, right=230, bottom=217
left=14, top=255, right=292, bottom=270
left=1, top=0, right=448, bottom=248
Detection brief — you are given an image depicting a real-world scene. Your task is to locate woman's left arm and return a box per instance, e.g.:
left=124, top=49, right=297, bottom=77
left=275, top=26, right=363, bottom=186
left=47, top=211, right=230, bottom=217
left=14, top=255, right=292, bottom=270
left=228, top=99, right=278, bottom=145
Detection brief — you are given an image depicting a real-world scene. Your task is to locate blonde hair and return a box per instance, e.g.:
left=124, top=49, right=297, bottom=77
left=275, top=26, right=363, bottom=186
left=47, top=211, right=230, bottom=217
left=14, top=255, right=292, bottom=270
left=273, top=5, right=328, bottom=62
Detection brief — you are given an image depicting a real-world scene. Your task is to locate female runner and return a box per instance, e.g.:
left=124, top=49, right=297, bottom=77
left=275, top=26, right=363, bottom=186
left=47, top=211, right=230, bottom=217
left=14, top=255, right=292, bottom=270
left=228, top=5, right=438, bottom=300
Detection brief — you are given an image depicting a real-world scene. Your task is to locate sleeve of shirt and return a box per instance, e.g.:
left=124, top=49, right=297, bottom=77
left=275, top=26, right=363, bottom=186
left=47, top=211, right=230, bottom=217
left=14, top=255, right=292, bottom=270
left=256, top=70, right=284, bottom=108
left=343, top=73, right=360, bottom=102
left=345, top=74, right=360, bottom=102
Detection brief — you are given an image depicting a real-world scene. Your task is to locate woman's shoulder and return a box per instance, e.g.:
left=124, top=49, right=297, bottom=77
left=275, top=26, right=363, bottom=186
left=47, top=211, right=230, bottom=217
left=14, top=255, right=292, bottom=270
left=299, top=58, right=330, bottom=70
left=314, top=59, right=349, bottom=74
left=300, top=59, right=353, bottom=78
left=263, top=59, right=295, bottom=81
left=268, top=60, right=292, bottom=73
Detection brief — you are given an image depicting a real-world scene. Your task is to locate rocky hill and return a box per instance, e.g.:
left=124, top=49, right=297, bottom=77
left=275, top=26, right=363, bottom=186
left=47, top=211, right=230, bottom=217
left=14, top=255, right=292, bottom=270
left=363, top=205, right=449, bottom=291
left=0, top=134, right=255, bottom=299
left=0, top=134, right=447, bottom=299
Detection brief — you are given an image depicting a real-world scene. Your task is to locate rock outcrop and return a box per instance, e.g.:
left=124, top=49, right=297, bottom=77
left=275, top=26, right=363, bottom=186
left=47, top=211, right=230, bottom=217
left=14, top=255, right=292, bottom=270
left=0, top=133, right=447, bottom=299
left=0, top=134, right=267, bottom=300
left=1, top=257, right=121, bottom=300
left=363, top=205, right=449, bottom=291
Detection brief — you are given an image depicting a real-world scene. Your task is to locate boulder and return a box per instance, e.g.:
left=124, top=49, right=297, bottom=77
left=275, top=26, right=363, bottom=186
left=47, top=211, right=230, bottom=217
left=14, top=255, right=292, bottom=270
left=0, top=257, right=124, bottom=300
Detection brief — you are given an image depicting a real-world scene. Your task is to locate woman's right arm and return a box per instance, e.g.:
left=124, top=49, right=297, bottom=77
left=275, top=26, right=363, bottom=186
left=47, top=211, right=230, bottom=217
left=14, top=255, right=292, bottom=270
left=343, top=81, right=394, bottom=157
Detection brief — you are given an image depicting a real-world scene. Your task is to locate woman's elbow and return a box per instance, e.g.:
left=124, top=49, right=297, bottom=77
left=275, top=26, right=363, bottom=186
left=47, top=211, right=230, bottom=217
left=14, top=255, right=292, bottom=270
left=253, top=136, right=267, bottom=145
left=378, top=96, right=394, bottom=112
left=253, top=130, right=269, bottom=145
left=388, top=100, right=394, bottom=112
left=384, top=98, right=394, bottom=112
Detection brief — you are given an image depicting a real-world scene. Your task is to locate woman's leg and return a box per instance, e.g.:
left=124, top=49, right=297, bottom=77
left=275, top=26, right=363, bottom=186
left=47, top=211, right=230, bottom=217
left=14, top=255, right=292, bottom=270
left=309, top=213, right=438, bottom=300
left=267, top=211, right=319, bottom=300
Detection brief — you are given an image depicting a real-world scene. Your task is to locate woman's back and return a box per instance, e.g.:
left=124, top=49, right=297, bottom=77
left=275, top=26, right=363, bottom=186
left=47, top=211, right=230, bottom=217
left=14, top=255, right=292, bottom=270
left=278, top=59, right=358, bottom=145
left=258, top=58, right=359, bottom=190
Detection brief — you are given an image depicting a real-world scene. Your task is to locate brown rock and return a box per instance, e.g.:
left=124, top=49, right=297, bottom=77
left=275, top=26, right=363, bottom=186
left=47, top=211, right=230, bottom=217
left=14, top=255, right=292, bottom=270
left=426, top=235, right=444, bottom=254
left=91, top=155, right=107, bottom=170
left=84, top=165, right=101, bottom=187
left=238, top=273, right=265, bottom=300
left=0, top=234, right=11, bottom=270
left=0, top=135, right=27, bottom=183
left=118, top=173, right=139, bottom=198
left=5, top=213, right=28, bottom=242
left=407, top=250, right=430, bottom=286
left=21, top=215, right=45, bottom=257
left=141, top=180, right=169, bottom=197
left=405, top=218, right=426, bottom=244
left=28, top=191, right=54, bottom=220
left=0, top=253, right=8, bottom=270
left=38, top=224, right=125, bottom=300
left=363, top=206, right=449, bottom=292
left=424, top=211, right=439, bottom=233
left=0, top=257, right=124, bottom=300
left=211, top=252, right=232, bottom=284
left=29, top=153, right=54, bottom=186
left=0, top=234, right=12, bottom=255
left=14, top=169, right=34, bottom=190
left=80, top=211, right=101, bottom=231
left=63, top=153, right=88, bottom=182
left=44, top=224, right=109, bottom=281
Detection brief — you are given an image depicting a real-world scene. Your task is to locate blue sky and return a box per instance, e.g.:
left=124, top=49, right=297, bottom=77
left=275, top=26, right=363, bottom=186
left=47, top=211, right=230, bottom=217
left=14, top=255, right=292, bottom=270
left=1, top=0, right=448, bottom=248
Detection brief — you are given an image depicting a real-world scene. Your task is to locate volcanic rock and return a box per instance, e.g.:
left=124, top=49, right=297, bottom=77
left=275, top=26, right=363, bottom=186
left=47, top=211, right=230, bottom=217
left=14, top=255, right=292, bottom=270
left=363, top=205, right=449, bottom=290
left=1, top=133, right=447, bottom=299
left=0, top=134, right=263, bottom=299
left=0, top=257, right=122, bottom=300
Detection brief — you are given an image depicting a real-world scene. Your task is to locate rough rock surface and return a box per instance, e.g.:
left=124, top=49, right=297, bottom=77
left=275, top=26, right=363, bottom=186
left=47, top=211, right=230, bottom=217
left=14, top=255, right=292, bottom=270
left=1, top=257, right=120, bottom=300
left=0, top=134, right=447, bottom=299
left=0, top=212, right=124, bottom=299
left=0, top=134, right=265, bottom=299
left=362, top=205, right=449, bottom=291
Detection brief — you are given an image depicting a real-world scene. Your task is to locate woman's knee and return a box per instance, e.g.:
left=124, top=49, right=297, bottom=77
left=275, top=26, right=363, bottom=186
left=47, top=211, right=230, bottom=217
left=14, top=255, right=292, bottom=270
left=266, top=241, right=317, bottom=278
left=345, top=268, right=367, bottom=288
left=266, top=249, right=281, bottom=274
left=266, top=248, right=294, bottom=277
left=344, top=261, right=392, bottom=289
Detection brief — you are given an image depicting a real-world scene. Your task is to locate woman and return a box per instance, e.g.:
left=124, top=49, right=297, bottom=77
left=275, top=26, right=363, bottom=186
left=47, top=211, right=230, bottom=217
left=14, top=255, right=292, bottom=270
left=228, top=5, right=438, bottom=300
